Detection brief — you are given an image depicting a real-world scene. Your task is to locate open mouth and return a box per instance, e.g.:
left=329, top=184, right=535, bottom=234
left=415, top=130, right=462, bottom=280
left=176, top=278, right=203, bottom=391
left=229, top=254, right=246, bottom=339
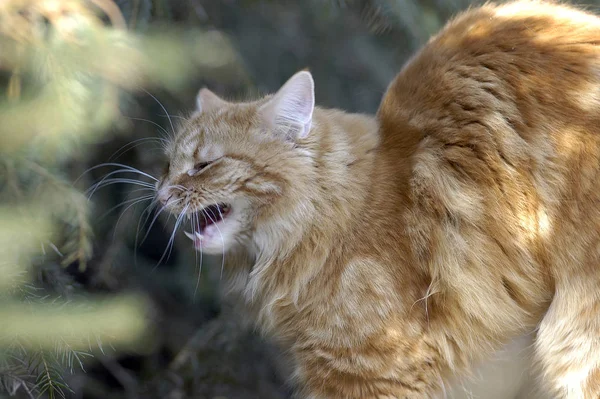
left=184, top=203, right=231, bottom=242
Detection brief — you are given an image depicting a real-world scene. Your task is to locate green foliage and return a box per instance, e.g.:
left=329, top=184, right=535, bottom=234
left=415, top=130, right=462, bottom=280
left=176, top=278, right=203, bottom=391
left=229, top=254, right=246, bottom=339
left=0, top=0, right=244, bottom=397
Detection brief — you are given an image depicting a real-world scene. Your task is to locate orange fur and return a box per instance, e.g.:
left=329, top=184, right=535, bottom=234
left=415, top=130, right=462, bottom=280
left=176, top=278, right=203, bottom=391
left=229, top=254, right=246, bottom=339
left=158, top=1, right=600, bottom=397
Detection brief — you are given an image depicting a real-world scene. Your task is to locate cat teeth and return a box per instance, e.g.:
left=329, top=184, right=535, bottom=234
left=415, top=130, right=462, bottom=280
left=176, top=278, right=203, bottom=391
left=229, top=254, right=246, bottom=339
left=184, top=231, right=204, bottom=241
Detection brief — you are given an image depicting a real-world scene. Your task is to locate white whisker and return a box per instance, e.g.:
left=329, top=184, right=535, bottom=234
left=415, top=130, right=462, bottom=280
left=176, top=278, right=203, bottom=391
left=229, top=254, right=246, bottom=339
left=109, top=137, right=168, bottom=161
left=141, top=199, right=183, bottom=244
left=112, top=196, right=156, bottom=239
left=143, top=90, right=176, bottom=137
left=164, top=184, right=186, bottom=192
left=193, top=212, right=204, bottom=300
left=156, top=204, right=189, bottom=268
left=86, top=178, right=156, bottom=199
left=157, top=114, right=187, bottom=121
left=76, top=162, right=158, bottom=184
left=101, top=195, right=155, bottom=220
left=134, top=198, right=160, bottom=266
left=126, top=117, right=171, bottom=137
left=87, top=169, right=156, bottom=195
left=205, top=208, right=226, bottom=280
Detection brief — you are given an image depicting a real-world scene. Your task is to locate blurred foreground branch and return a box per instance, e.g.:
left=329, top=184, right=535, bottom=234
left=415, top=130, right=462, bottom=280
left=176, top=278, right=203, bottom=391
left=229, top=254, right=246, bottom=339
left=0, top=0, right=245, bottom=397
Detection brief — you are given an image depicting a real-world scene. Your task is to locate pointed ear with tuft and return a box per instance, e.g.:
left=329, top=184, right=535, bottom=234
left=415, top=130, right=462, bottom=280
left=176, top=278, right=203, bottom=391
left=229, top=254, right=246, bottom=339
left=259, top=71, right=315, bottom=141
left=196, top=88, right=229, bottom=114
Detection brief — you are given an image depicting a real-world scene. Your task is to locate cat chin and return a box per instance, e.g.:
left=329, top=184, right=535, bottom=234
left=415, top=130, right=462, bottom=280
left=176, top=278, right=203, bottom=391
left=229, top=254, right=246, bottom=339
left=193, top=243, right=227, bottom=255
left=189, top=235, right=232, bottom=255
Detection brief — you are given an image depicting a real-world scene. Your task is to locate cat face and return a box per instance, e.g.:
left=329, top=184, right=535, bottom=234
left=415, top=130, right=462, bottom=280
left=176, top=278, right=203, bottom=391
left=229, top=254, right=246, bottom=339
left=156, top=71, right=315, bottom=254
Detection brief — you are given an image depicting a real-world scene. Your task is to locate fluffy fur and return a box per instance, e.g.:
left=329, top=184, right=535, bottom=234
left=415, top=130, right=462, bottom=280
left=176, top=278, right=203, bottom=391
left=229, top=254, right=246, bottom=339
left=157, top=1, right=600, bottom=397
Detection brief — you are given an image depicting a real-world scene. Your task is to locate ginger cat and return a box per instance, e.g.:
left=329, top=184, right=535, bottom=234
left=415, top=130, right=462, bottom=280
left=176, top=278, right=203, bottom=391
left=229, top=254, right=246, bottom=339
left=156, top=1, right=600, bottom=397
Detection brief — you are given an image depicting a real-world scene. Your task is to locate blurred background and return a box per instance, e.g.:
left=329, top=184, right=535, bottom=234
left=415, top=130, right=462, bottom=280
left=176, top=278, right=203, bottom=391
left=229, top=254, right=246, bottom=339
left=1, top=0, right=589, bottom=398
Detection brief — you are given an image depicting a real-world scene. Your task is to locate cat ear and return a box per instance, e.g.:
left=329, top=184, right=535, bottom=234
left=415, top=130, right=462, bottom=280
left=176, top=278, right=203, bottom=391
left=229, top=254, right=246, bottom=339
left=196, top=88, right=228, bottom=114
left=260, top=71, right=315, bottom=140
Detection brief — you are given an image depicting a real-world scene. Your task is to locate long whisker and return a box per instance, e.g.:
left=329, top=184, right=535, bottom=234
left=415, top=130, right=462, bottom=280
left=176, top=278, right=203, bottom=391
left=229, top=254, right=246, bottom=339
left=87, top=169, right=156, bottom=198
left=168, top=205, right=189, bottom=259
left=133, top=198, right=159, bottom=266
left=193, top=211, right=204, bottom=300
left=100, top=194, right=155, bottom=220
left=126, top=117, right=171, bottom=137
left=91, top=176, right=156, bottom=188
left=216, top=207, right=227, bottom=280
left=86, top=178, right=156, bottom=199
left=140, top=199, right=183, bottom=245
left=156, top=204, right=188, bottom=268
left=205, top=209, right=226, bottom=280
left=143, top=90, right=175, bottom=137
left=157, top=114, right=186, bottom=121
left=112, top=196, right=155, bottom=239
left=108, top=137, right=168, bottom=161
left=76, top=163, right=158, bottom=184
left=90, top=169, right=156, bottom=184
left=87, top=179, right=156, bottom=194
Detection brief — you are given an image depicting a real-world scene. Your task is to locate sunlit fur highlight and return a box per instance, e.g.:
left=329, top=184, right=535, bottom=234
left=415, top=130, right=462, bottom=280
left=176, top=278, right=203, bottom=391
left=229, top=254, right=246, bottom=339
left=159, top=1, right=600, bottom=397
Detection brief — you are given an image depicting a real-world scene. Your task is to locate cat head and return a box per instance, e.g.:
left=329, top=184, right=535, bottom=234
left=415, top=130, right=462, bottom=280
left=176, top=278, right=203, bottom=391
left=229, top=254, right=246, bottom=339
left=156, top=71, right=316, bottom=254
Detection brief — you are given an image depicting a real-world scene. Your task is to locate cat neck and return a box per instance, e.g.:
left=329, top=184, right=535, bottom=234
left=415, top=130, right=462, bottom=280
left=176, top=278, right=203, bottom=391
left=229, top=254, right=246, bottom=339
left=242, top=107, right=381, bottom=315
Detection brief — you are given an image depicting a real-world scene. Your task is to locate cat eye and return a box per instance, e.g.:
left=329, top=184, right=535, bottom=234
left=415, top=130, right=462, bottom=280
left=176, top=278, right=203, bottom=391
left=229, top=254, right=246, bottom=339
left=187, top=161, right=212, bottom=176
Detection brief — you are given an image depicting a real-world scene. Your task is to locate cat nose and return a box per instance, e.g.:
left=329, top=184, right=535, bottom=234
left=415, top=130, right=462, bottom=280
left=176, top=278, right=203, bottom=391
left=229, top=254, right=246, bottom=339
left=157, top=186, right=175, bottom=206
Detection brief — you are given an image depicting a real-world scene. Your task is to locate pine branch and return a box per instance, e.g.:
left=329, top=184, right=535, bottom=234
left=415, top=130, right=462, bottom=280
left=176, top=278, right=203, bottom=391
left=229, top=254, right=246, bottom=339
left=19, top=158, right=94, bottom=271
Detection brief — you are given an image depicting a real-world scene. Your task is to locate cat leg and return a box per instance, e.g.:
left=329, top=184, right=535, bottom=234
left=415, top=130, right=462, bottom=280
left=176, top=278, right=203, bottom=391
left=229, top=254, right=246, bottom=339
left=534, top=277, right=600, bottom=398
